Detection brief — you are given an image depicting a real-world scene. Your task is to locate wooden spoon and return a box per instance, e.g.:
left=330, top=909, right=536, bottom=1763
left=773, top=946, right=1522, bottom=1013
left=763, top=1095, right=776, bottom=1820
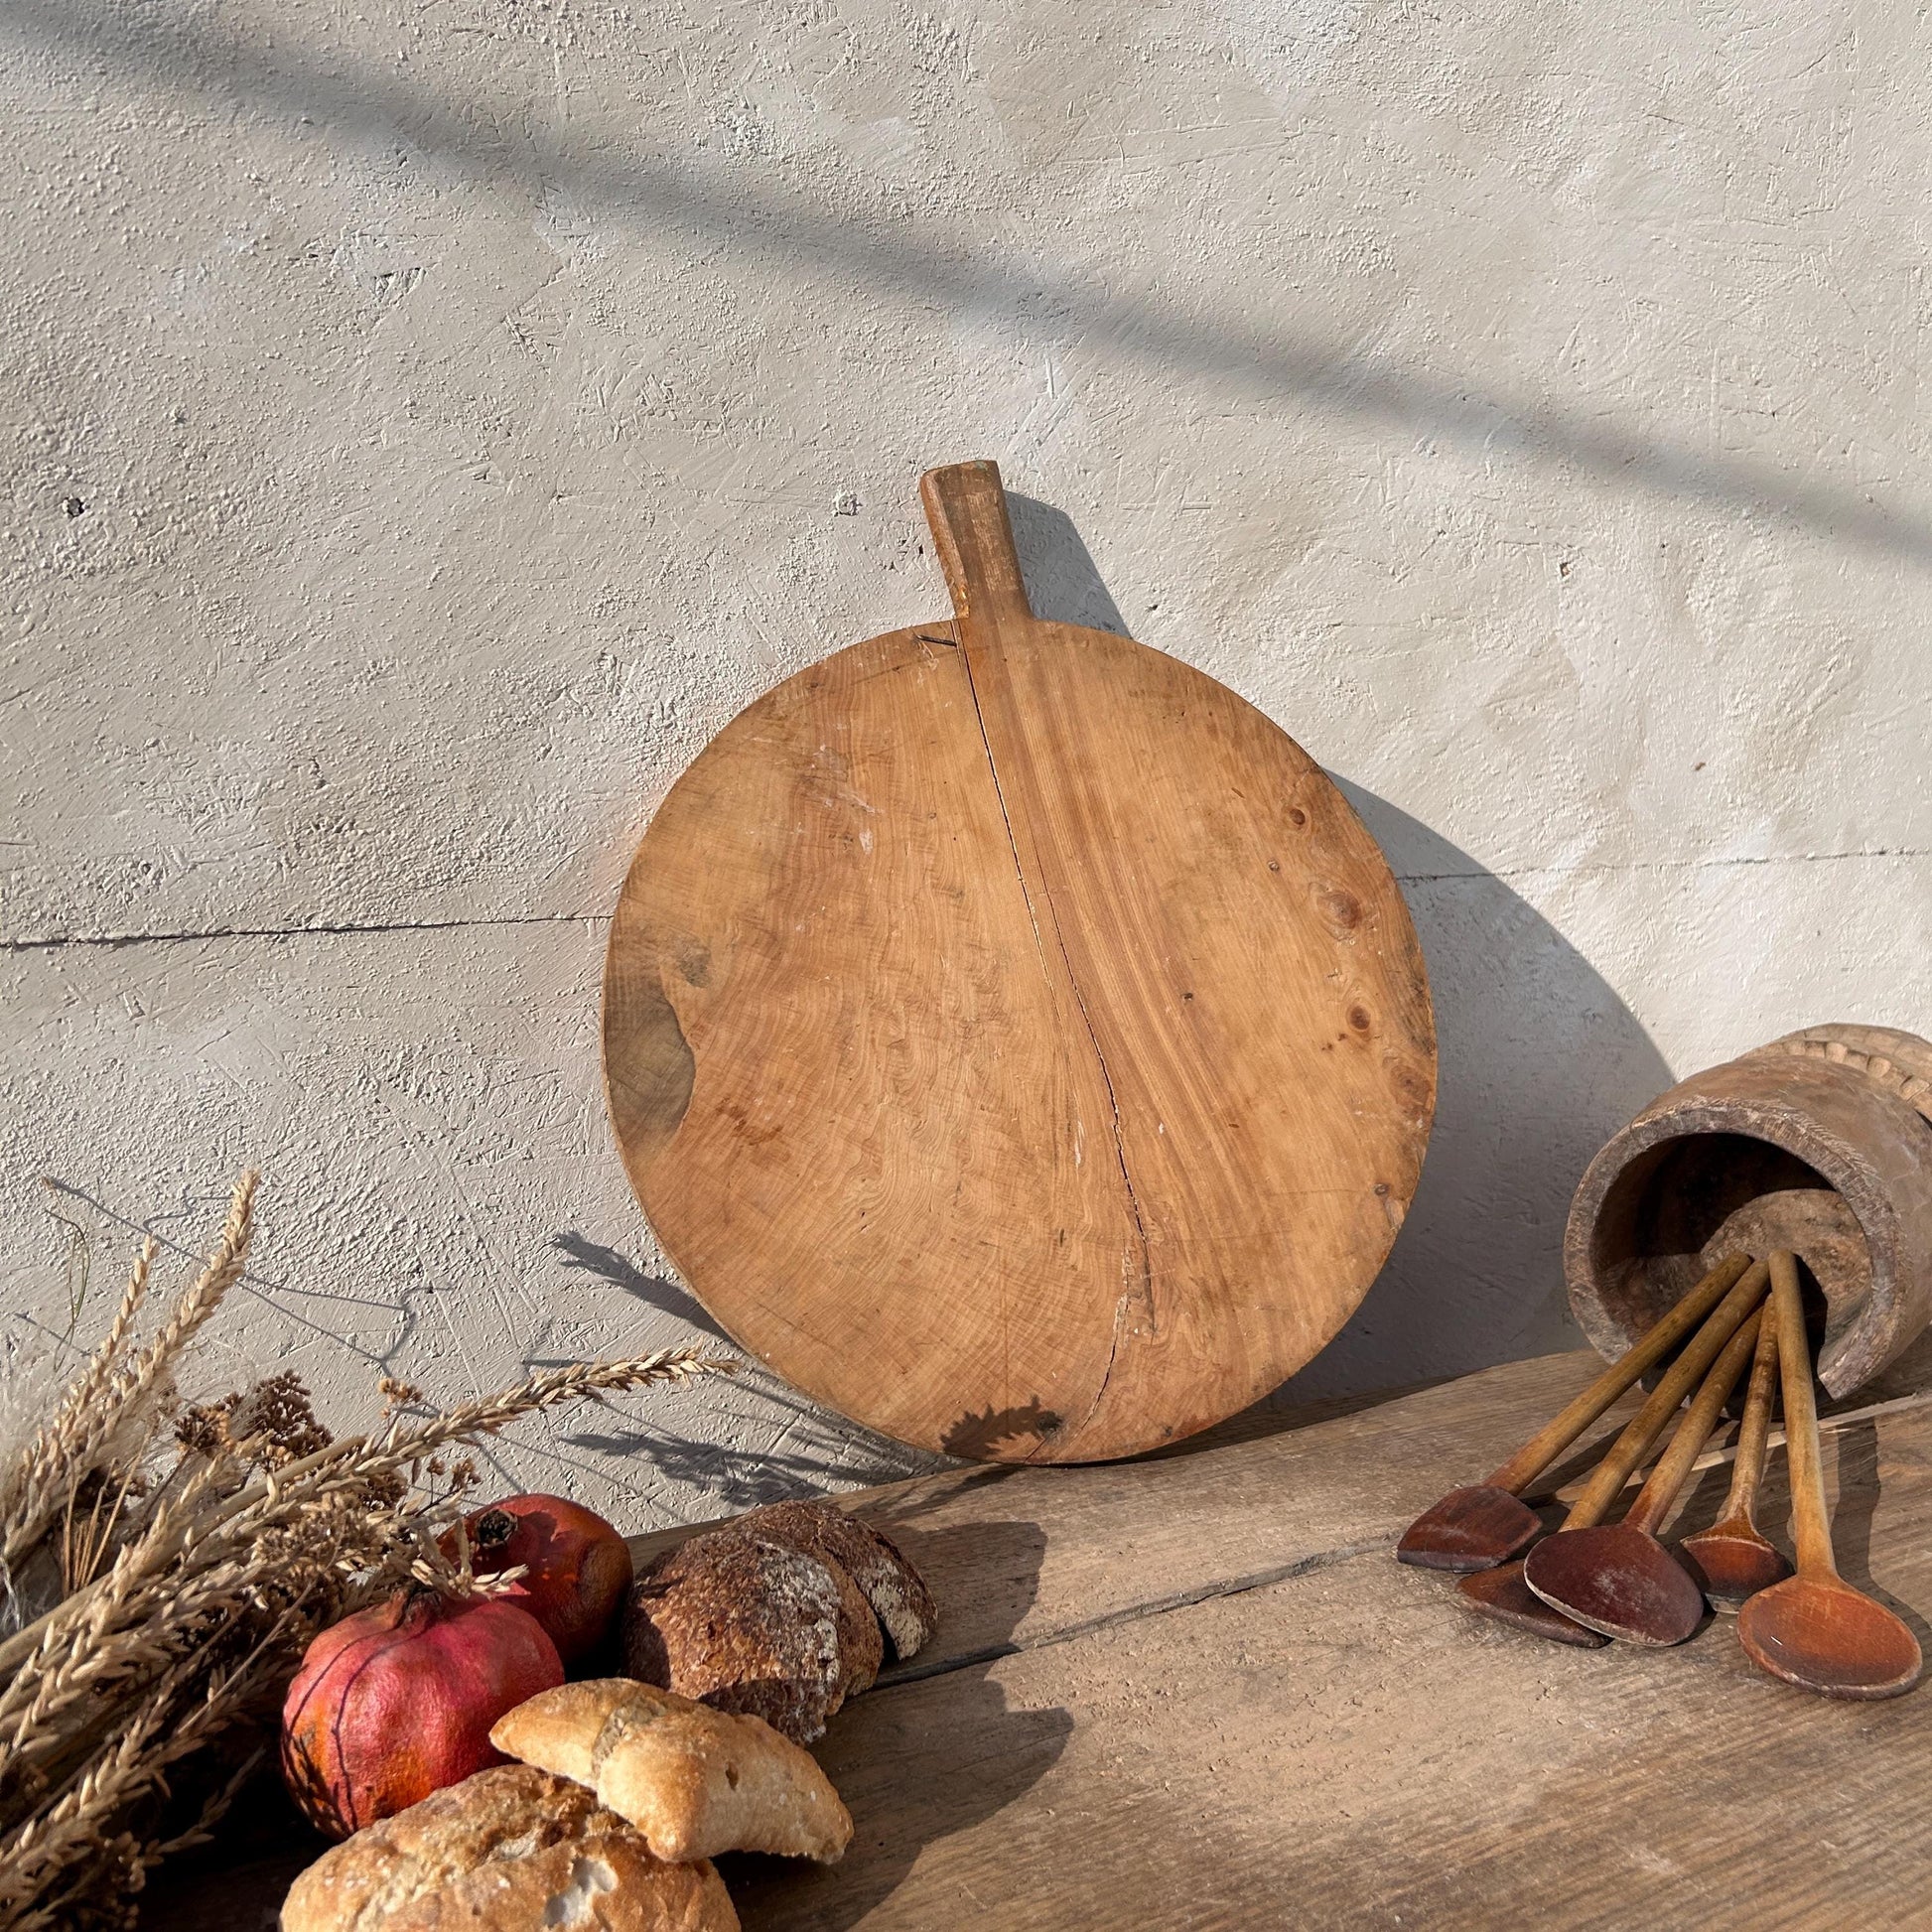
left=1398, top=1252, right=1753, bottom=1571
left=1678, top=1308, right=1792, bottom=1612
left=1457, top=1257, right=1768, bottom=1645
left=1523, top=1310, right=1760, bottom=1644
left=1737, top=1252, right=1923, bottom=1700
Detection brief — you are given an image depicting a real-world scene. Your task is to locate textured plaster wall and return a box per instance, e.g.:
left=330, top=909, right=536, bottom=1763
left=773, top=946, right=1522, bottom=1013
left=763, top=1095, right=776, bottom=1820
left=4, top=0, right=1930, bottom=1527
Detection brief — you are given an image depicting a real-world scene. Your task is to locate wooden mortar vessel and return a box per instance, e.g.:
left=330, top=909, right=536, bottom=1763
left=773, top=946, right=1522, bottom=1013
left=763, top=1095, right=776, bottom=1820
left=1565, top=1025, right=1932, bottom=1398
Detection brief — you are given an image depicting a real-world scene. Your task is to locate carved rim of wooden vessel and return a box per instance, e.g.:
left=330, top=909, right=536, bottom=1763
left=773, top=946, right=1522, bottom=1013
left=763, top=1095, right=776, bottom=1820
left=1565, top=1026, right=1932, bottom=1399
left=1743, top=1024, right=1932, bottom=1130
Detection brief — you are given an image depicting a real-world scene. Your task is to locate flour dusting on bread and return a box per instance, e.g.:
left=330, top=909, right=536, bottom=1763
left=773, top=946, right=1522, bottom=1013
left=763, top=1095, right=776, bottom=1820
left=489, top=1679, right=852, bottom=1865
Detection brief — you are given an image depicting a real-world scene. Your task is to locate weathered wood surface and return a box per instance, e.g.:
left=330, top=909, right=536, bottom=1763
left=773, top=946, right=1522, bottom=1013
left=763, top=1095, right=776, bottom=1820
left=672, top=1352, right=1655, bottom=1683
left=603, top=460, right=1435, bottom=1463
left=142, top=1346, right=1932, bottom=1928
left=1566, top=1022, right=1932, bottom=1398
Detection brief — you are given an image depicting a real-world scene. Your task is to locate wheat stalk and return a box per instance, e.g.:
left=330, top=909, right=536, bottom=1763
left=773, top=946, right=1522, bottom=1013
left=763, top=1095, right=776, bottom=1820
left=0, top=1177, right=732, bottom=1930
left=0, top=1238, right=151, bottom=1587
left=0, top=1617, right=284, bottom=1916
left=0, top=1344, right=727, bottom=1697
left=0, top=1176, right=257, bottom=1582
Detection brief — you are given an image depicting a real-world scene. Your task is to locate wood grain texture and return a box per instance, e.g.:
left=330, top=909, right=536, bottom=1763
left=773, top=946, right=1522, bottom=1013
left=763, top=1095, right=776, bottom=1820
left=1734, top=1254, right=1923, bottom=1698
left=734, top=1449, right=1932, bottom=1930
left=1680, top=1309, right=1792, bottom=1611
left=604, top=463, right=1435, bottom=1461
left=137, top=1348, right=1932, bottom=1929
left=731, top=1359, right=1932, bottom=1932
left=1566, top=1027, right=1932, bottom=1398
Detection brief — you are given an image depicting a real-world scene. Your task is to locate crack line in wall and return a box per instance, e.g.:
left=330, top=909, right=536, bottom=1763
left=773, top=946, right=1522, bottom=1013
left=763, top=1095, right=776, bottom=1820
left=6, top=845, right=1926, bottom=954
left=1398, top=845, right=1929, bottom=886
left=1, top=912, right=610, bottom=952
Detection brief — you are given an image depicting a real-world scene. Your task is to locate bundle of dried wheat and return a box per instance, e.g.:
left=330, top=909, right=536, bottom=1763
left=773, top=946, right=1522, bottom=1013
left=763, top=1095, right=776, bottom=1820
left=0, top=1173, right=731, bottom=1931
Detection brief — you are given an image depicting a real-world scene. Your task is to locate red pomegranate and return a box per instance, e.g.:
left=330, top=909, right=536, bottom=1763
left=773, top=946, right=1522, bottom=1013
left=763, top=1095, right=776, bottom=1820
left=280, top=1589, right=562, bottom=1838
left=456, top=1493, right=633, bottom=1665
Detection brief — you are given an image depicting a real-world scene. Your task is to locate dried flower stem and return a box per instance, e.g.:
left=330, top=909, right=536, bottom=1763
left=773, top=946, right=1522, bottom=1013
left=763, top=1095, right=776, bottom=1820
left=0, top=1176, right=257, bottom=1579
left=0, top=1177, right=731, bottom=1929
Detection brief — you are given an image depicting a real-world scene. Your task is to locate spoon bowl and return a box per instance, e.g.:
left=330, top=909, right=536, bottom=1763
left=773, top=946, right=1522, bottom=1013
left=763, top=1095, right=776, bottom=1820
left=1394, top=1256, right=1754, bottom=1573
left=1456, top=1557, right=1609, bottom=1647
left=1737, top=1574, right=1923, bottom=1701
left=1448, top=1272, right=1773, bottom=1651
left=1524, top=1523, right=1708, bottom=1646
left=1524, top=1302, right=1764, bottom=1646
left=1678, top=1520, right=1792, bottom=1614
left=1735, top=1254, right=1925, bottom=1702
left=1676, top=1285, right=1789, bottom=1614
left=1396, top=1486, right=1542, bottom=1572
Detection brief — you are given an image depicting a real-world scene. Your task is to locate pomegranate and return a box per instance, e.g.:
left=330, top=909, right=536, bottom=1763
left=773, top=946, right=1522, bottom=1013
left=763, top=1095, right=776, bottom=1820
left=280, top=1589, right=562, bottom=1838
left=456, top=1493, right=633, bottom=1666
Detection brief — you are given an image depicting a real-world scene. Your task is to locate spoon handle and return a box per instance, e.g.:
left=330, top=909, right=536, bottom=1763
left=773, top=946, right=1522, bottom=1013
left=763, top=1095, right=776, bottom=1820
left=1486, top=1252, right=1753, bottom=1493
left=1722, top=1299, right=1781, bottom=1526
left=1566, top=1258, right=1770, bottom=1530
left=1625, top=1310, right=1762, bottom=1537
left=1770, top=1250, right=1837, bottom=1582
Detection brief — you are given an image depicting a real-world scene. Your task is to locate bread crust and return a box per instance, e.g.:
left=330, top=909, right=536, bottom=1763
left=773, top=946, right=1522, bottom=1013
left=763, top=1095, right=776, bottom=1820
left=386, top=1831, right=733, bottom=1932
left=489, top=1679, right=851, bottom=1866
left=279, top=1763, right=737, bottom=1932
left=621, top=1529, right=876, bottom=1741
left=734, top=1501, right=936, bottom=1661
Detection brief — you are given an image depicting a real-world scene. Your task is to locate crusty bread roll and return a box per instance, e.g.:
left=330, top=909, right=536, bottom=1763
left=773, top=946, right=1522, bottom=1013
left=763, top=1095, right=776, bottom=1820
left=489, top=1679, right=851, bottom=1865
left=734, top=1500, right=936, bottom=1661
left=279, top=1762, right=736, bottom=1932
left=621, top=1529, right=877, bottom=1741
left=385, top=1830, right=728, bottom=1932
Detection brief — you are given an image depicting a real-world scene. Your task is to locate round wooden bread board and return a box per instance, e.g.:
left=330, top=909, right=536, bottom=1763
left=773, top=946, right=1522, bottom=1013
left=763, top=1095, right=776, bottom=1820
left=603, top=462, right=1435, bottom=1462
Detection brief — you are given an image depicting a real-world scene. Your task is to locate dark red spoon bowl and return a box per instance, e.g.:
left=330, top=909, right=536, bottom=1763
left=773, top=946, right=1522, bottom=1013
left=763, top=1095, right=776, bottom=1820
left=1523, top=1523, right=1708, bottom=1646
left=1678, top=1523, right=1792, bottom=1615
left=1456, top=1558, right=1609, bottom=1648
left=1397, top=1486, right=1543, bottom=1572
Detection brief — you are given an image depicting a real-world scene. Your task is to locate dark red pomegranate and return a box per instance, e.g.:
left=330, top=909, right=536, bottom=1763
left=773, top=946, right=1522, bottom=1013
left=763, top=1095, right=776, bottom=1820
left=457, top=1492, right=632, bottom=1666
left=280, top=1588, right=562, bottom=1838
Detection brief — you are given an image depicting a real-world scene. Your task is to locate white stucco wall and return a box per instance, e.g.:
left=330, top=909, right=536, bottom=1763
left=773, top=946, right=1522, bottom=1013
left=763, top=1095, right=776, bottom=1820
left=5, top=0, right=1930, bottom=1528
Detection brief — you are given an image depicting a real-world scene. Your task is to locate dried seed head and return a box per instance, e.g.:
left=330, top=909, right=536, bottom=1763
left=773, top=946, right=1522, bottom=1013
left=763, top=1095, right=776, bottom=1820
left=0, top=1174, right=724, bottom=1927
left=473, top=1508, right=516, bottom=1549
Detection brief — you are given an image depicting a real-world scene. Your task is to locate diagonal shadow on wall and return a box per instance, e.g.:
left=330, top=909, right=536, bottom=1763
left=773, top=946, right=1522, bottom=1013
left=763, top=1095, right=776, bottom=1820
left=1010, top=501, right=1676, bottom=1400
left=7, top=0, right=1932, bottom=564
left=549, top=1230, right=941, bottom=1500
left=550, top=1228, right=734, bottom=1344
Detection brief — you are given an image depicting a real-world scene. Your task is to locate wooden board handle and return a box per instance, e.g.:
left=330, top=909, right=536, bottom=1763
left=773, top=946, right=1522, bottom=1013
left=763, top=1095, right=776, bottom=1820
left=921, top=460, right=1034, bottom=630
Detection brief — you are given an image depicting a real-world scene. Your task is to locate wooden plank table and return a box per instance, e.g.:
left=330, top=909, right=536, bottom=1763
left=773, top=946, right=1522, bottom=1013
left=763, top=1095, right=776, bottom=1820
left=144, top=1347, right=1932, bottom=1929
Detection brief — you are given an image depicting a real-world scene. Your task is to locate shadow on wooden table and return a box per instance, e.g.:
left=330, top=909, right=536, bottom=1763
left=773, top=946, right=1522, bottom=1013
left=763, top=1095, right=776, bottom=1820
left=138, top=1742, right=326, bottom=1931
left=1828, top=1417, right=1932, bottom=1649
left=1659, top=1409, right=1932, bottom=1652
left=722, top=1513, right=1071, bottom=1930
left=142, top=1510, right=1066, bottom=1930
